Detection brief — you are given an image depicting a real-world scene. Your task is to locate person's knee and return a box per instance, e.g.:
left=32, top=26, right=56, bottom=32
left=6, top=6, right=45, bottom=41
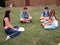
left=20, top=19, right=25, bottom=23
left=40, top=17, right=42, bottom=20
left=40, top=16, right=46, bottom=20
left=40, top=17, right=44, bottom=20
left=31, top=17, right=32, bottom=19
left=29, top=17, right=32, bottom=20
left=20, top=19, right=24, bottom=21
left=16, top=31, right=20, bottom=35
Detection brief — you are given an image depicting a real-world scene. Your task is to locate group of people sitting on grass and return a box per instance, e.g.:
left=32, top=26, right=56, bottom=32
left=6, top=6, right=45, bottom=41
left=20, top=6, right=58, bottom=29
left=3, top=6, right=58, bottom=41
left=40, top=7, right=58, bottom=30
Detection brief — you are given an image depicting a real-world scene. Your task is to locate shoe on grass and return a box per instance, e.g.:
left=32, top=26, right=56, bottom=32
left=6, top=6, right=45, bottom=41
left=5, top=35, right=11, bottom=41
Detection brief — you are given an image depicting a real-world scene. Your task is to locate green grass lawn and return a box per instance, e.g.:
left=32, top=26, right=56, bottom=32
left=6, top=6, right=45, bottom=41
left=0, top=6, right=60, bottom=45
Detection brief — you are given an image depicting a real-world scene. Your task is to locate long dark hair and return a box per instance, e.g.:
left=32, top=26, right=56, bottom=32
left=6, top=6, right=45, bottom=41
left=49, top=9, right=58, bottom=20
left=3, top=10, right=11, bottom=27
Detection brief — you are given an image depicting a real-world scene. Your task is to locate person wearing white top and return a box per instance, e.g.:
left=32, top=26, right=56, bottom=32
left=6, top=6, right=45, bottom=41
left=41, top=9, right=58, bottom=30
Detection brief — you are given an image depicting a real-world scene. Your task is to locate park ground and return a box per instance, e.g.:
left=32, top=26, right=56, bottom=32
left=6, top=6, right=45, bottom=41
left=0, top=6, right=60, bottom=45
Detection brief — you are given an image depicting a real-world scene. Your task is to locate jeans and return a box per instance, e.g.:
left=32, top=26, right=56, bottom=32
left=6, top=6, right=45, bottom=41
left=44, top=25, right=58, bottom=30
left=5, top=26, right=20, bottom=38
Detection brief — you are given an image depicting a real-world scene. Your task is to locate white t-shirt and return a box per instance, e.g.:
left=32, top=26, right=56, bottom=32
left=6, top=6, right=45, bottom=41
left=52, top=17, right=58, bottom=27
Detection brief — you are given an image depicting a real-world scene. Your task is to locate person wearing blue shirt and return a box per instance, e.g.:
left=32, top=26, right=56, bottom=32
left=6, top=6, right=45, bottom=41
left=41, top=9, right=58, bottom=30
left=20, top=7, right=32, bottom=23
left=40, top=7, right=50, bottom=22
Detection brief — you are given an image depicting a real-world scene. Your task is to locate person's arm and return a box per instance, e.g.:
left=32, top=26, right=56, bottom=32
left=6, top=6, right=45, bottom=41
left=41, top=11, right=45, bottom=17
left=27, top=12, right=32, bottom=20
left=4, top=17, right=17, bottom=30
left=48, top=19, right=53, bottom=25
left=27, top=16, right=32, bottom=20
left=44, top=19, right=52, bottom=26
left=40, top=11, right=46, bottom=20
